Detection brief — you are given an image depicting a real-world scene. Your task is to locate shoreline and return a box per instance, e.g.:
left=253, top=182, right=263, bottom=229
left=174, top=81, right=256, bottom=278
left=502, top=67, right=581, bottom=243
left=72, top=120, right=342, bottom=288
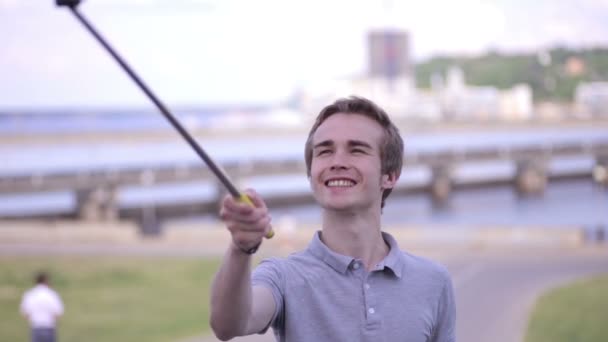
left=1, top=118, right=607, bottom=146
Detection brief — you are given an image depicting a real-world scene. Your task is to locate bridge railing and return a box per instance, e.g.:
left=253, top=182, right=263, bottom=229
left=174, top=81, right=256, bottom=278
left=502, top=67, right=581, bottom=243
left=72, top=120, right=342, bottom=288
left=1, top=140, right=607, bottom=234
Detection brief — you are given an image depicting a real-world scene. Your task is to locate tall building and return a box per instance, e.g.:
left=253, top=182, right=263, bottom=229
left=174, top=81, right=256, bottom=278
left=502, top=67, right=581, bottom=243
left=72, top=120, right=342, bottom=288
left=367, top=30, right=411, bottom=80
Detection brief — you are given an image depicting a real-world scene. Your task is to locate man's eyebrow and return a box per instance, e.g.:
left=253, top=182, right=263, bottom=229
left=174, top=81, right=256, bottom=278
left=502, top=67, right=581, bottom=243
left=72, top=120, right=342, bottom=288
left=348, top=140, right=373, bottom=149
left=313, top=140, right=334, bottom=149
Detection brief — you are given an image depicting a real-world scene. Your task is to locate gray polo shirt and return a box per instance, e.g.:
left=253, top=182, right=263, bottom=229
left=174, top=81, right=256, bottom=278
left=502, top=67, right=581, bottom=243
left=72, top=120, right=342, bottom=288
left=252, top=231, right=455, bottom=342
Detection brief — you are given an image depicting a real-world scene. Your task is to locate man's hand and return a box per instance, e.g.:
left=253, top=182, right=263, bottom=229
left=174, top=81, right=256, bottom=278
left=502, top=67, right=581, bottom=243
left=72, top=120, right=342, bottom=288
left=219, top=189, right=272, bottom=253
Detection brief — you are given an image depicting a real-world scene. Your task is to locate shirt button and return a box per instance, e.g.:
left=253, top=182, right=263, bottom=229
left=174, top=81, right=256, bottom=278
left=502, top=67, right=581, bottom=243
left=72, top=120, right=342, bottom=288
left=352, top=262, right=360, bottom=270
left=368, top=308, right=375, bottom=314
left=365, top=283, right=370, bottom=290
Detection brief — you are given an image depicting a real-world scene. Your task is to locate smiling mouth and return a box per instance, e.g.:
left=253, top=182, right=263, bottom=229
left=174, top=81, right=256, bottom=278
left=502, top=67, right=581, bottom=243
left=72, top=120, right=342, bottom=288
left=325, top=179, right=357, bottom=187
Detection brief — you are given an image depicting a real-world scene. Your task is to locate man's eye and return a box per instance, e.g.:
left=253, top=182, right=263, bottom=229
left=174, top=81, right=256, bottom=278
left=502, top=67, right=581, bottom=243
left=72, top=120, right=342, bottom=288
left=352, top=149, right=365, bottom=154
left=317, top=150, right=330, bottom=156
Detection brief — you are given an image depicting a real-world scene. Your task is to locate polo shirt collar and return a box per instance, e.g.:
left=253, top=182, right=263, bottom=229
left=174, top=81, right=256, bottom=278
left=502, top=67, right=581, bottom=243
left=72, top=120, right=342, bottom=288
left=378, top=231, right=406, bottom=278
left=308, top=231, right=354, bottom=274
left=307, top=230, right=406, bottom=278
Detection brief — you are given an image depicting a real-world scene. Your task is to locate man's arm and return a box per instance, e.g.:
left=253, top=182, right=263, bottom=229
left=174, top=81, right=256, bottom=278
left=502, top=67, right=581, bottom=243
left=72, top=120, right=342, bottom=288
left=53, top=291, right=64, bottom=320
left=19, top=294, right=30, bottom=319
left=210, top=190, right=275, bottom=341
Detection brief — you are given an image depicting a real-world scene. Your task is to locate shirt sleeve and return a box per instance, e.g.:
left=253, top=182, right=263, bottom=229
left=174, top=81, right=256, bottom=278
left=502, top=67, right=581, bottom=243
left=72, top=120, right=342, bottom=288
left=19, top=293, right=30, bottom=316
left=251, top=258, right=285, bottom=334
left=52, top=291, right=64, bottom=316
left=432, top=272, right=456, bottom=342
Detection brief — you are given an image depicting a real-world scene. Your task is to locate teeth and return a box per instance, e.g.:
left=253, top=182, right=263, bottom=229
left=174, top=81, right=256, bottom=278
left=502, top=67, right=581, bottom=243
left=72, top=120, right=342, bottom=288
left=327, top=179, right=355, bottom=187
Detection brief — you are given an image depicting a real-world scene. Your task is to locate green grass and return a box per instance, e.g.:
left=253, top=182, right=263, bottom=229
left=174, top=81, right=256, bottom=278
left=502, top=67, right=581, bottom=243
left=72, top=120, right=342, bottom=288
left=525, top=274, right=608, bottom=342
left=0, top=256, right=222, bottom=342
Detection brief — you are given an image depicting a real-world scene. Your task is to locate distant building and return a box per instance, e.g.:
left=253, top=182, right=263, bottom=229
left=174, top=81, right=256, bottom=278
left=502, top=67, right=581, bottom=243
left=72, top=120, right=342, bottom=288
left=367, top=30, right=412, bottom=81
left=292, top=33, right=536, bottom=122
left=564, top=57, right=586, bottom=77
left=499, top=84, right=533, bottom=121
left=575, top=82, right=608, bottom=118
left=437, top=67, right=532, bottom=121
left=294, top=27, right=435, bottom=121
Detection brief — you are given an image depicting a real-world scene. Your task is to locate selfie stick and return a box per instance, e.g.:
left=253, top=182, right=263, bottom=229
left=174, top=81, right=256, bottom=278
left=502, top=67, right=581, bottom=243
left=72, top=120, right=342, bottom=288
left=56, top=0, right=274, bottom=239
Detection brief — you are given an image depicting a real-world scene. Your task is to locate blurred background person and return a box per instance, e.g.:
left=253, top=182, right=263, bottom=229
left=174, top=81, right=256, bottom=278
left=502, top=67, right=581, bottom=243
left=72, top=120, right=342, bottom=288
left=20, top=271, right=64, bottom=342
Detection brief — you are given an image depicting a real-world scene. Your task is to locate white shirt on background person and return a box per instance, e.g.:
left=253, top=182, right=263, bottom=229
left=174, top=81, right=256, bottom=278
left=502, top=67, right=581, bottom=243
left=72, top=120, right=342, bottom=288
left=20, top=284, right=64, bottom=328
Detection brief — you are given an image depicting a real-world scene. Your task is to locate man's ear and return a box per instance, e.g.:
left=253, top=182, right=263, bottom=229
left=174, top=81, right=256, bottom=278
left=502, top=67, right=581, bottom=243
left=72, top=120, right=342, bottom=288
left=381, top=171, right=399, bottom=189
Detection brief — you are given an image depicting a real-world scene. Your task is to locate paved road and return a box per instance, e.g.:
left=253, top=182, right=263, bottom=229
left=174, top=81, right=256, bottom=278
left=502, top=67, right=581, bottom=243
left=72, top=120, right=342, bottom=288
left=449, top=248, right=608, bottom=342
left=189, top=247, right=608, bottom=342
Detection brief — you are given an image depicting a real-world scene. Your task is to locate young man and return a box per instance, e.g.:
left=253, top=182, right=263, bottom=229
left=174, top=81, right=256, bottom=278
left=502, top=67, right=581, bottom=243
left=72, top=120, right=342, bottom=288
left=20, top=272, right=64, bottom=342
left=210, top=96, right=456, bottom=341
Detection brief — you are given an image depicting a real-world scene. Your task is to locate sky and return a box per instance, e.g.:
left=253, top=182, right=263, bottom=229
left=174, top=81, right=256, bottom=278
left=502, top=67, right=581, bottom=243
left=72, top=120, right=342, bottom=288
left=1, top=0, right=608, bottom=109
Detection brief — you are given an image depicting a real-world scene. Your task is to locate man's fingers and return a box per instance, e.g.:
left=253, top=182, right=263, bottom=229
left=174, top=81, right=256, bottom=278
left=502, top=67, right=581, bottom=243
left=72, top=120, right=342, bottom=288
left=243, top=189, right=267, bottom=209
left=221, top=207, right=268, bottom=225
left=219, top=190, right=273, bottom=247
left=226, top=214, right=271, bottom=233
left=244, top=189, right=274, bottom=239
left=223, top=194, right=254, bottom=215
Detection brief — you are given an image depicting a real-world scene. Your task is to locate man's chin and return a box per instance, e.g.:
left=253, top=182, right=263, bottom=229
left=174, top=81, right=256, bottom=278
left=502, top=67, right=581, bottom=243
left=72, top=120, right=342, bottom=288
left=319, top=200, right=359, bottom=212
left=314, top=192, right=364, bottom=211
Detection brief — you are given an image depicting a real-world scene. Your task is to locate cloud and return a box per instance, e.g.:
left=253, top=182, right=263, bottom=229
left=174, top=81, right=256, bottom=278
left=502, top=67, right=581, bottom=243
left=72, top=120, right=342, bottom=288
left=392, top=0, right=507, bottom=57
left=1, top=0, right=607, bottom=107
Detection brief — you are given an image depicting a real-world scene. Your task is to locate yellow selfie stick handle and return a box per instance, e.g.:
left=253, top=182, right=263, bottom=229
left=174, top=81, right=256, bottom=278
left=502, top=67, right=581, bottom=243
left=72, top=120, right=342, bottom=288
left=240, top=194, right=275, bottom=239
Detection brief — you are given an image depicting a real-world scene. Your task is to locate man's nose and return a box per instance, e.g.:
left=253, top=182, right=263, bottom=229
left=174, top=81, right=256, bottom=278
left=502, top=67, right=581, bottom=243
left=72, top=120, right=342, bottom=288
left=329, top=150, right=350, bottom=170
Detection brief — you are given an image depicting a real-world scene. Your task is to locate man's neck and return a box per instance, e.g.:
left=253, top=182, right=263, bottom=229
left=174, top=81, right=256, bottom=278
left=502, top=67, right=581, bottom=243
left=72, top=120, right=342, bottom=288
left=320, top=208, right=389, bottom=271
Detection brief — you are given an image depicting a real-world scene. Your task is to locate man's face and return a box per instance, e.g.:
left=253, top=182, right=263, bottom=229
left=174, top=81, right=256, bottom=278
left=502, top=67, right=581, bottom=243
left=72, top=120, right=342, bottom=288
left=309, top=113, right=396, bottom=212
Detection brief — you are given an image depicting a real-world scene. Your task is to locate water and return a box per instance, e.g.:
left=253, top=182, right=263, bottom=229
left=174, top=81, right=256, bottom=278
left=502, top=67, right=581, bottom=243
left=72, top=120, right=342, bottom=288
left=0, top=112, right=607, bottom=226
left=273, top=179, right=608, bottom=227
left=0, top=108, right=265, bottom=135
